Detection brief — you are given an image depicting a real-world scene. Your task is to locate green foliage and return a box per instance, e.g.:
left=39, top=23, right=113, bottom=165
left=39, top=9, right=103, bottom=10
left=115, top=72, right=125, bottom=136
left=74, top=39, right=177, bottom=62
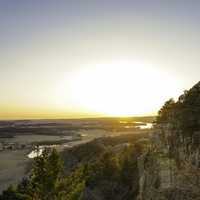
left=61, top=142, right=105, bottom=173
left=119, top=146, right=139, bottom=186
left=65, top=182, right=85, bottom=200
left=156, top=81, right=200, bottom=161
left=1, top=138, right=144, bottom=200
left=156, top=98, right=176, bottom=124
left=156, top=82, right=200, bottom=134
left=0, top=185, right=32, bottom=200
left=28, top=148, right=63, bottom=199
left=1, top=148, right=63, bottom=200
left=57, top=145, right=141, bottom=199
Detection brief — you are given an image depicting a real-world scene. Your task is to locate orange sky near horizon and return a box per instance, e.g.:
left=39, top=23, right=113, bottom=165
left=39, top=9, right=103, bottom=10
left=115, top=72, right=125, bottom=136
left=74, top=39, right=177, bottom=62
left=1, top=1, right=200, bottom=119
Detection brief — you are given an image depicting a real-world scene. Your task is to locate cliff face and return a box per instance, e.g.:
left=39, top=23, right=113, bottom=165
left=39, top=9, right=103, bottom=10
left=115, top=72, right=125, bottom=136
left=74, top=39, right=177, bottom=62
left=137, top=81, right=200, bottom=199
left=138, top=134, right=200, bottom=200
left=156, top=82, right=200, bottom=168
left=137, top=151, right=160, bottom=200
left=137, top=128, right=200, bottom=200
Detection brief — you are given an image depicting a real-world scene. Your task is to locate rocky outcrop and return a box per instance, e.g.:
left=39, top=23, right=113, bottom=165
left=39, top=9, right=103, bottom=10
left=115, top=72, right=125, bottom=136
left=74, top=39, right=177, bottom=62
left=137, top=151, right=160, bottom=200
left=137, top=130, right=200, bottom=200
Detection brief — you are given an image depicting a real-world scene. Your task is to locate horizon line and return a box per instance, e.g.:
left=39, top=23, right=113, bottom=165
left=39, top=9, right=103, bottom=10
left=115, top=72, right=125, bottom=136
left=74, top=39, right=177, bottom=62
left=0, top=115, right=156, bottom=121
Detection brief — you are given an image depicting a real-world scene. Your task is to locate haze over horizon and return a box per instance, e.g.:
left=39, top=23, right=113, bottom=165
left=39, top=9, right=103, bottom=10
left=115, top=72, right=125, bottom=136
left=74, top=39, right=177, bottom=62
left=1, top=1, right=200, bottom=119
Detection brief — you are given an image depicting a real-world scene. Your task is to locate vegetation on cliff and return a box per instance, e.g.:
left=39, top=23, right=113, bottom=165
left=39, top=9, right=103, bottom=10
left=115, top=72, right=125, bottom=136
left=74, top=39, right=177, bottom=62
left=0, top=134, right=146, bottom=200
left=156, top=81, right=200, bottom=159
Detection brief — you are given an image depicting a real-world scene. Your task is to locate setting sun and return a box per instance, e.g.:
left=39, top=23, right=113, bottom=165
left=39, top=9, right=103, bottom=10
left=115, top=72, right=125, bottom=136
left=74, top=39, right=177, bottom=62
left=1, top=0, right=198, bottom=120
left=1, top=1, right=200, bottom=198
left=63, top=61, right=180, bottom=117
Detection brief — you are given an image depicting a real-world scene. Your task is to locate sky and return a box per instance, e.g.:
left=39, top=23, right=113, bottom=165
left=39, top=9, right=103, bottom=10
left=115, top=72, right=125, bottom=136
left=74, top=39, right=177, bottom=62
left=1, top=0, right=200, bottom=119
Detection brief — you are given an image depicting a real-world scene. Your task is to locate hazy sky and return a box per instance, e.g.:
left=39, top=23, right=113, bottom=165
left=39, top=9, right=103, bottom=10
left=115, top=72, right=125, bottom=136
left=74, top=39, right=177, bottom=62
left=1, top=0, right=200, bottom=119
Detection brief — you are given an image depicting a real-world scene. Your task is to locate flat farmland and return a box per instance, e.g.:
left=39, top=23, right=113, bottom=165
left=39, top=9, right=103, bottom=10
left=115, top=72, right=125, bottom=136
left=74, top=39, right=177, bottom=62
left=0, top=149, right=30, bottom=192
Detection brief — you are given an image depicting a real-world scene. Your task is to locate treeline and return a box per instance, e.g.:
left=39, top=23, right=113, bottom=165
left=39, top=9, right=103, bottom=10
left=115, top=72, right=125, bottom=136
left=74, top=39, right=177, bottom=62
left=0, top=136, right=145, bottom=200
left=156, top=81, right=200, bottom=161
left=0, top=148, right=63, bottom=200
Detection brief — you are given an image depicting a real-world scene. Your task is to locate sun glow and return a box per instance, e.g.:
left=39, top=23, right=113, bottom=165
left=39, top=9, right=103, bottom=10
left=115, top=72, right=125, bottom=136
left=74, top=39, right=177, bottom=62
left=62, top=61, right=179, bottom=117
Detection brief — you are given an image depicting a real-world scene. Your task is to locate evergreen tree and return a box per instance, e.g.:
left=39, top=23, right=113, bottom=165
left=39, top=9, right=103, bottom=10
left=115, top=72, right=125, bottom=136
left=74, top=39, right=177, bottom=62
left=29, top=148, right=63, bottom=200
